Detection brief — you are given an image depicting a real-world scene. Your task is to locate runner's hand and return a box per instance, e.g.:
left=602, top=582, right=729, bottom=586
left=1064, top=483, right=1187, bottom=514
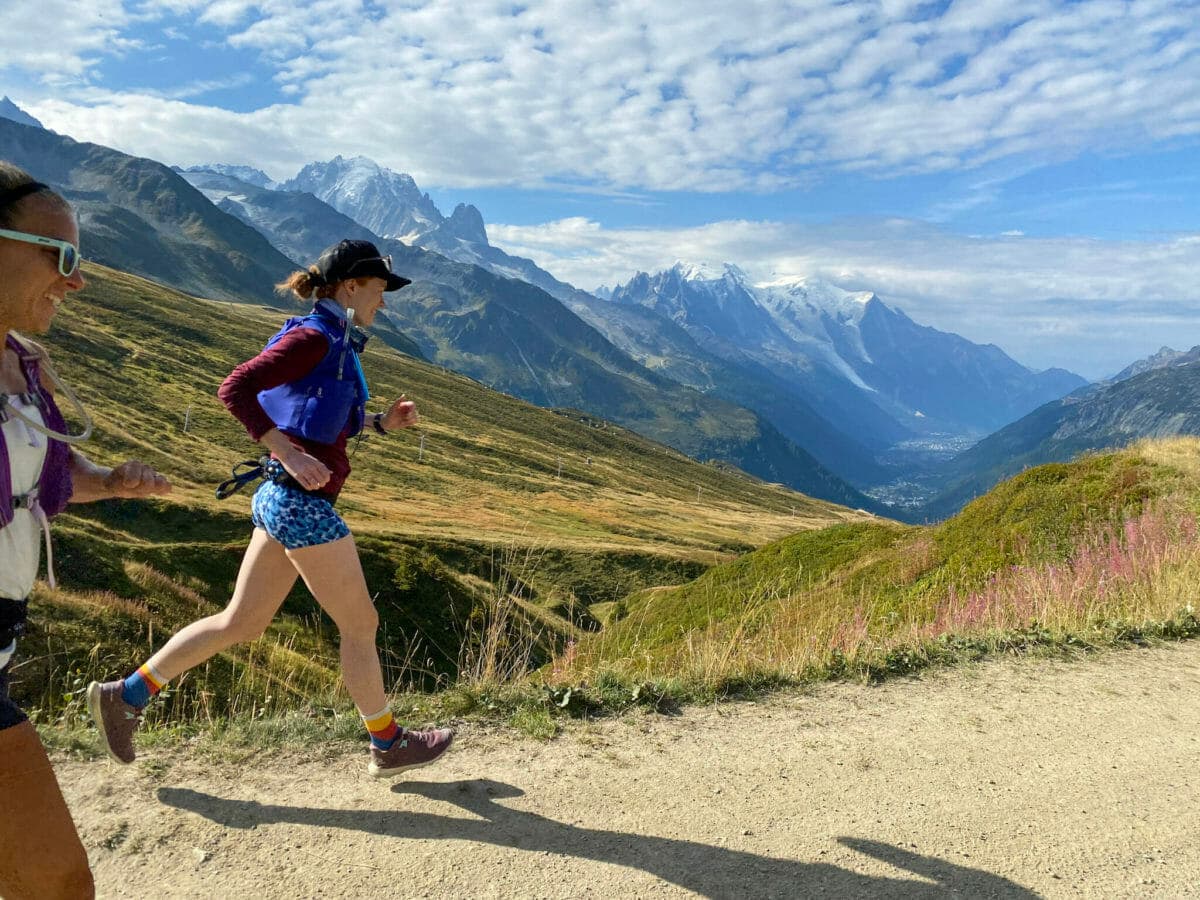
left=104, top=461, right=172, bottom=498
left=278, top=448, right=331, bottom=490
left=383, top=394, right=419, bottom=431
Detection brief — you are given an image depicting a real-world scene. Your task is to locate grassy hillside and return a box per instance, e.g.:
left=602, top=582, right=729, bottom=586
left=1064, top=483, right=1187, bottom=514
left=31, top=264, right=1194, bottom=745
left=559, top=438, right=1200, bottom=688
left=18, top=263, right=865, bottom=724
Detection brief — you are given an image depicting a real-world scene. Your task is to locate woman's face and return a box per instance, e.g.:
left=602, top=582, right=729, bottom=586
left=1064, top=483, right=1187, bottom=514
left=343, top=276, right=388, bottom=328
left=0, top=196, right=85, bottom=334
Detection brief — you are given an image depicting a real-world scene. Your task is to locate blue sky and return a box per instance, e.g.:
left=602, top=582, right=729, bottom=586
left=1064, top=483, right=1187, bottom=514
left=2, top=0, right=1199, bottom=378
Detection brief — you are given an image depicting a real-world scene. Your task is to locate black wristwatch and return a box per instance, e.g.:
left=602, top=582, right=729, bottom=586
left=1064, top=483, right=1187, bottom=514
left=372, top=413, right=388, bottom=435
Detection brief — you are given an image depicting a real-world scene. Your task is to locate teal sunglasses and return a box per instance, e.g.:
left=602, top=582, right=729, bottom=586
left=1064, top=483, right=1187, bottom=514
left=0, top=228, right=81, bottom=277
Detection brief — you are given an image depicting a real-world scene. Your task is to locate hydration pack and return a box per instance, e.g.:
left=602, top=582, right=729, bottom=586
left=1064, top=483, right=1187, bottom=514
left=256, top=300, right=370, bottom=444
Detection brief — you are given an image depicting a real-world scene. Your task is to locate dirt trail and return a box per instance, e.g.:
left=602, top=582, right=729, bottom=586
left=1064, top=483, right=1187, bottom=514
left=56, top=642, right=1200, bottom=898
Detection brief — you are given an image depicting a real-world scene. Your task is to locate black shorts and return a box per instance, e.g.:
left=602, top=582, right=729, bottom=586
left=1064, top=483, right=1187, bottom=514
left=0, top=599, right=29, bottom=731
left=0, top=668, right=25, bottom=731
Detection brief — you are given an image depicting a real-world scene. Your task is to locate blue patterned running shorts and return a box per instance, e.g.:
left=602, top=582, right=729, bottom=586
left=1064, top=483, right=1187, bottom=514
left=251, top=480, right=351, bottom=550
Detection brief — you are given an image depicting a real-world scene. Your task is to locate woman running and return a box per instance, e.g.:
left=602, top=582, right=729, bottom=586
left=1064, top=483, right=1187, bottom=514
left=0, top=161, right=171, bottom=898
left=89, top=239, right=453, bottom=777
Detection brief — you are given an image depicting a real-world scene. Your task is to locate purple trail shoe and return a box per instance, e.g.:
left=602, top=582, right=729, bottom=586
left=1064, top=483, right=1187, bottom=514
left=87, top=680, right=142, bottom=764
left=368, top=727, right=455, bottom=778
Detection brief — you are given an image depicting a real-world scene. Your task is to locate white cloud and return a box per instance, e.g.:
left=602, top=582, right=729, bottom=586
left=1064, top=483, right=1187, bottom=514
left=7, top=0, right=1200, bottom=379
left=196, top=0, right=259, bottom=28
left=0, top=0, right=137, bottom=85
left=29, top=94, right=305, bottom=180
left=9, top=0, right=1200, bottom=191
left=488, top=217, right=1200, bottom=378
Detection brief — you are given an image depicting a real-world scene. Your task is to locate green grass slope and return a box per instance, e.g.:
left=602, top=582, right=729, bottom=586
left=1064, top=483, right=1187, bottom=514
left=564, top=438, right=1199, bottom=686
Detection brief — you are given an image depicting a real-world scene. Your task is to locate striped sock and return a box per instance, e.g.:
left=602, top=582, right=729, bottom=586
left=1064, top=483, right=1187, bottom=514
left=362, top=706, right=401, bottom=750
left=121, top=663, right=167, bottom=709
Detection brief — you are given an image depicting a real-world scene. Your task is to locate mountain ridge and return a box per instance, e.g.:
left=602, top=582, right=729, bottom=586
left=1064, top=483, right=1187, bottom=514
left=0, top=96, right=43, bottom=130
left=110, top=162, right=878, bottom=511
left=609, top=262, right=1087, bottom=440
left=0, top=117, right=295, bottom=306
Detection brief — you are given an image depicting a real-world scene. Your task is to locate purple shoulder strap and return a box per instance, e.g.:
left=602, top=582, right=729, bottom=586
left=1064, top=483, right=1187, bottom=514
left=0, top=335, right=74, bottom=525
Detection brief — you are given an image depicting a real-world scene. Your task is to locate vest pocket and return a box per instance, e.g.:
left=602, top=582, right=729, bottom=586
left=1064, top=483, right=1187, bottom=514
left=294, top=380, right=357, bottom=443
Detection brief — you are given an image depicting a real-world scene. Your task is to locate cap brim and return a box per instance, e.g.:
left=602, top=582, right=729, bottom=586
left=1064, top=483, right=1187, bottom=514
left=384, top=274, right=413, bottom=292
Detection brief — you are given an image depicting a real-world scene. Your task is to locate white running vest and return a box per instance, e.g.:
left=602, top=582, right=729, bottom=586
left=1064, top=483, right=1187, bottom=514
left=0, top=395, right=48, bottom=669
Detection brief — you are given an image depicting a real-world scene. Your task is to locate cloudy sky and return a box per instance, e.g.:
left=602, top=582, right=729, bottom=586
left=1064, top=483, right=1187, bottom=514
left=2, top=0, right=1198, bottom=377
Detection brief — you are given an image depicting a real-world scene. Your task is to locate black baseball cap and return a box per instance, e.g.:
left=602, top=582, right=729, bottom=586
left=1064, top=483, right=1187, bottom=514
left=314, top=239, right=412, bottom=292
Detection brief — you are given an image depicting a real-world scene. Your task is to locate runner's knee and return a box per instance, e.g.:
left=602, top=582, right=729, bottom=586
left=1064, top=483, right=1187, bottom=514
left=214, top=609, right=273, bottom=644
left=332, top=605, right=379, bottom=639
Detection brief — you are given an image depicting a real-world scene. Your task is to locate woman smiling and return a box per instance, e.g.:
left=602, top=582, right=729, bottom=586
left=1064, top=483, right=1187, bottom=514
left=0, top=161, right=171, bottom=899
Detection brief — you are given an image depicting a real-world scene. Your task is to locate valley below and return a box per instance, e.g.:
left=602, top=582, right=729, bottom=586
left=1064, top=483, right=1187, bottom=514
left=862, top=432, right=985, bottom=512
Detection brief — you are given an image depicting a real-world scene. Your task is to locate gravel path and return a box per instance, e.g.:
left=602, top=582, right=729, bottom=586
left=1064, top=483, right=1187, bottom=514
left=56, top=642, right=1200, bottom=898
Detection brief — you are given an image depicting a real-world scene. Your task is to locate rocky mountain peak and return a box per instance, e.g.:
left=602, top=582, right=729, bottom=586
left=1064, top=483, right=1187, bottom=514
left=281, top=155, right=443, bottom=242
left=445, top=203, right=488, bottom=245
left=671, top=260, right=749, bottom=284
left=755, top=275, right=878, bottom=326
left=0, top=97, right=43, bottom=130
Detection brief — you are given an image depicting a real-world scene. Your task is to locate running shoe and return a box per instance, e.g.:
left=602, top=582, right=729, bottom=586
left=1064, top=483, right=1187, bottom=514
left=87, top=680, right=142, bottom=764
left=368, top=727, right=454, bottom=778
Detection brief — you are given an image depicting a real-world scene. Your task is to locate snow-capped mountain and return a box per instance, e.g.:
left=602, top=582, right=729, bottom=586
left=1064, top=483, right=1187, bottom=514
left=178, top=168, right=378, bottom=265
left=280, top=155, right=443, bottom=243
left=607, top=264, right=909, bottom=449
left=184, top=164, right=278, bottom=190
left=222, top=154, right=594, bottom=311
left=0, top=97, right=43, bottom=130
left=272, top=155, right=577, bottom=297
left=620, top=263, right=785, bottom=350
left=608, top=263, right=1086, bottom=439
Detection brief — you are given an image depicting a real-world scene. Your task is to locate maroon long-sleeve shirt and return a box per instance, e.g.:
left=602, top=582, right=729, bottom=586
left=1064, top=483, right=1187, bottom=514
left=217, top=327, right=352, bottom=500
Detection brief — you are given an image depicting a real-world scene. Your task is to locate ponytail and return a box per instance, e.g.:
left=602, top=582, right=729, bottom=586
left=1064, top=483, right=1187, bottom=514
left=274, top=267, right=374, bottom=303
left=275, top=266, right=329, bottom=301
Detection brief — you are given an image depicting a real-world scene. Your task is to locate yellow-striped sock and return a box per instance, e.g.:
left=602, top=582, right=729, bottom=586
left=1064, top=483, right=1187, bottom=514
left=121, top=662, right=167, bottom=708
left=362, top=706, right=401, bottom=749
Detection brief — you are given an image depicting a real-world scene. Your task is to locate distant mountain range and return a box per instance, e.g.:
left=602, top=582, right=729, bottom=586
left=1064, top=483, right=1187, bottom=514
left=178, top=168, right=380, bottom=266
left=0, top=109, right=874, bottom=510
left=184, top=157, right=1087, bottom=492
left=17, top=97, right=1177, bottom=521
left=560, top=273, right=894, bottom=486
left=609, top=263, right=1085, bottom=438
left=1109, top=345, right=1200, bottom=383
left=371, top=240, right=883, bottom=512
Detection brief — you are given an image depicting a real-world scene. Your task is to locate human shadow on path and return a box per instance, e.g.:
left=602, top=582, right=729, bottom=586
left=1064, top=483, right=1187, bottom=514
left=159, top=780, right=1040, bottom=899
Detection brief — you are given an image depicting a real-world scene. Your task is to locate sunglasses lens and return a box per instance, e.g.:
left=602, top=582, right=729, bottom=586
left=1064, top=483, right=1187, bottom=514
left=61, top=244, right=79, bottom=276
